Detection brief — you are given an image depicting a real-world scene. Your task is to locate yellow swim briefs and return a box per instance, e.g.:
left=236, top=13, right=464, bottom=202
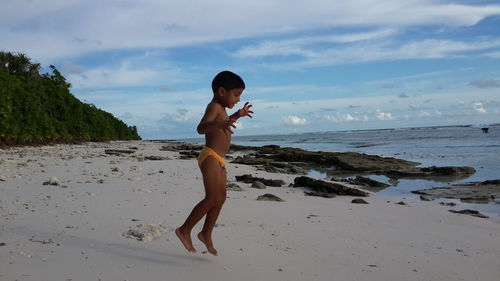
left=198, top=146, right=225, bottom=168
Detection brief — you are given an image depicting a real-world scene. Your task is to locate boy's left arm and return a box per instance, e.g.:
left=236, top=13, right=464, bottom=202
left=229, top=102, right=253, bottom=121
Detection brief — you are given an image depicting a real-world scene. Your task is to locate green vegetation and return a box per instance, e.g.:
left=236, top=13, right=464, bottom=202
left=0, top=51, right=141, bottom=145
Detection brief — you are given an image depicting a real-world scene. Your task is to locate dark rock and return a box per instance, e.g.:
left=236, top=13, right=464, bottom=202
left=227, top=183, right=243, bottom=191
left=257, top=193, right=285, bottom=202
left=419, top=195, right=433, bottom=201
left=178, top=150, right=199, bottom=159
left=351, top=198, right=369, bottom=204
left=0, top=242, right=6, bottom=246
left=235, top=174, right=286, bottom=187
left=251, top=181, right=266, bottom=189
left=232, top=155, right=308, bottom=174
left=480, top=179, right=500, bottom=185
left=343, top=176, right=390, bottom=192
left=105, top=149, right=136, bottom=155
left=144, top=156, right=169, bottom=160
left=353, top=176, right=390, bottom=188
left=439, top=202, right=456, bottom=206
left=304, top=191, right=336, bottom=198
left=449, top=209, right=489, bottom=218
left=412, top=181, right=500, bottom=203
left=160, top=143, right=203, bottom=152
left=229, top=144, right=475, bottom=181
left=294, top=176, right=368, bottom=197
left=395, top=201, right=407, bottom=205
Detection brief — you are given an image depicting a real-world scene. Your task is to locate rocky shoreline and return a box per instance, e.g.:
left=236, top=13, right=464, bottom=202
left=157, top=141, right=499, bottom=205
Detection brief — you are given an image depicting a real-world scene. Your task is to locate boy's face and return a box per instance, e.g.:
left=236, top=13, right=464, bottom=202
left=219, top=87, right=243, bottom=109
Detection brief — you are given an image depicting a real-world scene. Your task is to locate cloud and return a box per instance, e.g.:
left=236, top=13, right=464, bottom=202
left=324, top=112, right=368, bottom=123
left=469, top=79, right=500, bottom=89
left=234, top=29, right=397, bottom=58
left=342, top=114, right=356, bottom=122
left=67, top=64, right=161, bottom=89
left=236, top=35, right=500, bottom=70
left=3, top=1, right=500, bottom=62
left=283, top=115, right=307, bottom=125
left=418, top=110, right=431, bottom=118
left=375, top=110, right=393, bottom=120
left=473, top=102, right=487, bottom=114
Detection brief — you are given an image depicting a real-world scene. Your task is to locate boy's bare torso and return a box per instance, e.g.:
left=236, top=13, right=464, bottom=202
left=205, top=102, right=231, bottom=156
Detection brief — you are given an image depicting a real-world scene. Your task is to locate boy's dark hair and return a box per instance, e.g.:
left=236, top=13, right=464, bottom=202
left=211, top=71, right=245, bottom=94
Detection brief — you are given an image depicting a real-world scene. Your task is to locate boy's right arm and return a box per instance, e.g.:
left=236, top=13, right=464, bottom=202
left=197, top=103, right=236, bottom=135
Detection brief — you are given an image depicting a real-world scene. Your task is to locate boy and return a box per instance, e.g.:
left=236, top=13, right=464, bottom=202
left=176, top=71, right=253, bottom=256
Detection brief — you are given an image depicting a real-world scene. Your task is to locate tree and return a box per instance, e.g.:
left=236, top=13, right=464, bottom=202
left=0, top=51, right=141, bottom=145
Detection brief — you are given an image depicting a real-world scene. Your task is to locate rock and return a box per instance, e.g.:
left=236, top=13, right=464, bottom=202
left=251, top=181, right=266, bottom=189
left=178, top=150, right=199, bottom=159
left=439, top=202, right=456, bottom=206
left=449, top=209, right=489, bottom=219
left=294, top=176, right=368, bottom=197
left=419, top=195, right=433, bottom=201
left=257, top=193, right=285, bottom=202
left=227, top=183, right=244, bottom=191
left=160, top=143, right=203, bottom=152
left=229, top=144, right=475, bottom=181
left=395, top=201, right=407, bottom=205
left=412, top=180, right=500, bottom=203
left=351, top=198, right=369, bottom=204
left=144, top=156, right=169, bottom=160
left=105, top=149, right=136, bottom=155
left=235, top=174, right=286, bottom=187
left=123, top=224, right=171, bottom=241
left=304, top=191, right=336, bottom=198
left=342, top=176, right=390, bottom=192
left=43, top=177, right=60, bottom=186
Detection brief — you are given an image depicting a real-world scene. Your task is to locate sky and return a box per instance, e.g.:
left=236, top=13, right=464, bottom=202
left=2, top=0, right=500, bottom=139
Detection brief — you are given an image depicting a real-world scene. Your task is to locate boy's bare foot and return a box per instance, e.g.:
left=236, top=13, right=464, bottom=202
left=175, top=228, right=196, bottom=253
left=197, top=232, right=218, bottom=256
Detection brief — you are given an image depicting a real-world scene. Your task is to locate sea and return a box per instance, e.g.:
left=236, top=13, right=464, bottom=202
left=181, top=124, right=500, bottom=215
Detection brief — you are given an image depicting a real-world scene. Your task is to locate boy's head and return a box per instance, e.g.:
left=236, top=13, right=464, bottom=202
left=211, top=71, right=245, bottom=95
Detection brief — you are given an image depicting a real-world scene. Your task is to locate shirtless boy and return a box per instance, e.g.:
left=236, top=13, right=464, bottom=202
left=176, top=71, right=253, bottom=256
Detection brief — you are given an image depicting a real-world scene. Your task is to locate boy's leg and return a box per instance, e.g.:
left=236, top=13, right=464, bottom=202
left=176, top=157, right=224, bottom=254
left=198, top=166, right=226, bottom=256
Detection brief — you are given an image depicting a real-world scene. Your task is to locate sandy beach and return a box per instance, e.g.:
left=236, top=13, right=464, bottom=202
left=1, top=140, right=499, bottom=281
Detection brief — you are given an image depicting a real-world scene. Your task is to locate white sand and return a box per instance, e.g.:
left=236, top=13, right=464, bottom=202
left=1, top=141, right=499, bottom=281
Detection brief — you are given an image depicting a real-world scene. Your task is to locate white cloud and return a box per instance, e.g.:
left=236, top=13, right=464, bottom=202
left=484, top=51, right=500, bottom=58
left=283, top=115, right=307, bottom=125
left=418, top=110, right=431, bottom=117
left=342, top=114, right=356, bottom=122
left=473, top=102, right=487, bottom=114
left=67, top=65, right=161, bottom=88
left=3, top=1, right=500, bottom=61
left=235, top=29, right=397, bottom=58
left=375, top=110, right=393, bottom=120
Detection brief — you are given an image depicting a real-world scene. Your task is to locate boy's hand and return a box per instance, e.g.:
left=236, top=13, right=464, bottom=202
left=221, top=119, right=237, bottom=135
left=237, top=102, right=254, bottom=118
